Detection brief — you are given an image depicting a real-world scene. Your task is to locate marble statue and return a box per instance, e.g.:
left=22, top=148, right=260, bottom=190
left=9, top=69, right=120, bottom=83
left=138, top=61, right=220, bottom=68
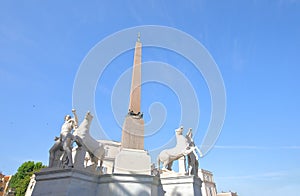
left=48, top=110, right=105, bottom=170
left=157, top=126, right=194, bottom=171
left=186, top=129, right=199, bottom=176
left=73, top=111, right=105, bottom=169
left=49, top=109, right=78, bottom=168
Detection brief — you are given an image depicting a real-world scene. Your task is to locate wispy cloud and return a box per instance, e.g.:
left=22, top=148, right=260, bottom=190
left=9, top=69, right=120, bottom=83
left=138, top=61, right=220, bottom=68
left=216, top=170, right=290, bottom=180
left=277, top=0, right=300, bottom=7
left=0, top=24, right=36, bottom=46
left=213, top=145, right=300, bottom=150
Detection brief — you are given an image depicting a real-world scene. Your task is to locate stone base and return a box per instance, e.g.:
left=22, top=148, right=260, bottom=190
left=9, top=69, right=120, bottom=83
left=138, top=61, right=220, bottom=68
left=121, top=115, right=145, bottom=149
left=114, top=148, right=151, bottom=175
left=32, top=168, right=164, bottom=196
left=160, top=175, right=202, bottom=196
left=31, top=168, right=98, bottom=196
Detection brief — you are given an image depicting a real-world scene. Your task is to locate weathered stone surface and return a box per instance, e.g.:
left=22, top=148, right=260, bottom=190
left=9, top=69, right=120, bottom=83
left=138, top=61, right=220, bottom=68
left=121, top=115, right=144, bottom=149
left=32, top=168, right=98, bottom=196
left=32, top=168, right=164, bottom=196
left=114, top=148, right=151, bottom=175
left=160, top=175, right=202, bottom=196
left=128, top=40, right=142, bottom=114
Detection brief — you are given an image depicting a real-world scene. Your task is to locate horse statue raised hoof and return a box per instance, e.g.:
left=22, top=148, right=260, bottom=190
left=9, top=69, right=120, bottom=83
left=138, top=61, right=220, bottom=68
left=157, top=126, right=190, bottom=172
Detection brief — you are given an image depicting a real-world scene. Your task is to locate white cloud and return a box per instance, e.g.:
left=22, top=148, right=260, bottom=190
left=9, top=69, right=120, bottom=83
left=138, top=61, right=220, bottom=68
left=213, top=145, right=300, bottom=150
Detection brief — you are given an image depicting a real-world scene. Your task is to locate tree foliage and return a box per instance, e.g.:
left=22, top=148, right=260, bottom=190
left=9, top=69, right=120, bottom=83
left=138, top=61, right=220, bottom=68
left=9, top=161, right=46, bottom=196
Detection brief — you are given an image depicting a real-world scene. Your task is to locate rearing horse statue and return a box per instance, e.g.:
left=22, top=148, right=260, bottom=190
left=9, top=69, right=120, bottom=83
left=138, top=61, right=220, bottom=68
left=157, top=126, right=190, bottom=171
left=73, top=112, right=105, bottom=165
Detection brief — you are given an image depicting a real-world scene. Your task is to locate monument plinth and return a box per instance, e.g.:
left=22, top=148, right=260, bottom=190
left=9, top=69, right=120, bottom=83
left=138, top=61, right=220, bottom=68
left=115, top=35, right=151, bottom=174
left=114, top=148, right=151, bottom=174
left=121, top=115, right=144, bottom=149
left=32, top=168, right=163, bottom=196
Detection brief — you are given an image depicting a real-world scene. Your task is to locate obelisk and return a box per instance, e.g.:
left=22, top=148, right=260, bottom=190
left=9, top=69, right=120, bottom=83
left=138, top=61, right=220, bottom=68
left=128, top=33, right=142, bottom=115
left=121, top=33, right=144, bottom=150
left=114, top=34, right=151, bottom=174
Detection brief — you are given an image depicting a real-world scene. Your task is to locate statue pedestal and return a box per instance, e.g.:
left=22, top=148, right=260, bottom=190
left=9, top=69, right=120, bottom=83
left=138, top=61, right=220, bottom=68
left=31, top=168, right=164, bottom=196
left=160, top=175, right=202, bottom=196
left=121, top=115, right=144, bottom=149
left=114, top=148, right=151, bottom=175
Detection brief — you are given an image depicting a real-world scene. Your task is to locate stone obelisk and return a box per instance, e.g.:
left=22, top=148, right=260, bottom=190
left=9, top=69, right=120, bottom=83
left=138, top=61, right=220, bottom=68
left=114, top=34, right=151, bottom=174
left=121, top=33, right=144, bottom=150
left=128, top=34, right=142, bottom=115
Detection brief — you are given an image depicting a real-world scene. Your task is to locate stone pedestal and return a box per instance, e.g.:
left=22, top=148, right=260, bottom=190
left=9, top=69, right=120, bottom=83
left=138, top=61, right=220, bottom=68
left=32, top=168, right=163, bottom=196
left=114, top=148, right=151, bottom=175
left=121, top=116, right=144, bottom=149
left=31, top=168, right=98, bottom=196
left=160, top=175, right=202, bottom=196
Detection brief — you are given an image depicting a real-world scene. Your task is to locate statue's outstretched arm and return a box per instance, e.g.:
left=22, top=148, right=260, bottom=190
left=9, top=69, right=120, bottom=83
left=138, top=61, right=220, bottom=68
left=72, top=109, right=78, bottom=128
left=195, top=146, right=203, bottom=157
left=186, top=128, right=193, bottom=139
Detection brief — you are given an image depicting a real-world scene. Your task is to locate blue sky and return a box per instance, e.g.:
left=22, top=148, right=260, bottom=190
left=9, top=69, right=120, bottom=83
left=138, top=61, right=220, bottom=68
left=1, top=1, right=300, bottom=195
